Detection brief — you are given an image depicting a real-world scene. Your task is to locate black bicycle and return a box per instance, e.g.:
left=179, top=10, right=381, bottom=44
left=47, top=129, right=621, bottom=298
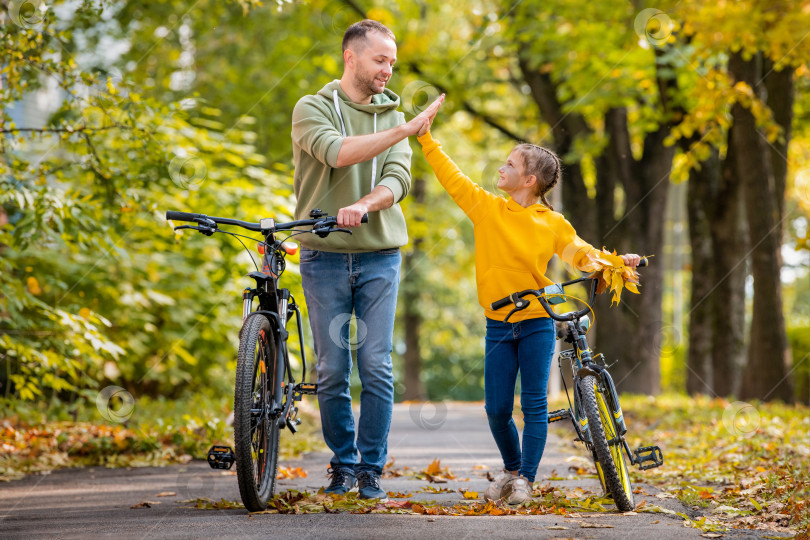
left=166, top=208, right=364, bottom=512
left=490, top=259, right=663, bottom=511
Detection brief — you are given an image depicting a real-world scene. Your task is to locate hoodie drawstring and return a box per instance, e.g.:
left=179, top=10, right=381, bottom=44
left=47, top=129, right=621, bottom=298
left=333, top=89, right=377, bottom=192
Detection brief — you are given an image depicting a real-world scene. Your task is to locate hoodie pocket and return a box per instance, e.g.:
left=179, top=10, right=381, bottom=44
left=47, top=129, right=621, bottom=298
left=482, top=266, right=540, bottom=308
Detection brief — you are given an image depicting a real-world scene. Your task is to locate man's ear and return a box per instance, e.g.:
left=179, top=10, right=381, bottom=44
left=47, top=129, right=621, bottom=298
left=343, top=48, right=354, bottom=69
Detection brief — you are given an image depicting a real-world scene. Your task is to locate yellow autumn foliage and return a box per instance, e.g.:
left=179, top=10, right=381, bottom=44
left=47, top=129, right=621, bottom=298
left=586, top=248, right=644, bottom=306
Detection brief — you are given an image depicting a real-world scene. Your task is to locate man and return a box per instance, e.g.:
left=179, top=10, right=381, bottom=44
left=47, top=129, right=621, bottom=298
left=291, top=19, right=443, bottom=499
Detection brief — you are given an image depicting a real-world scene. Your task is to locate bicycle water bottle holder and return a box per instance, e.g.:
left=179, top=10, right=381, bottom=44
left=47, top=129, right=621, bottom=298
left=207, top=445, right=235, bottom=469
left=632, top=444, right=664, bottom=470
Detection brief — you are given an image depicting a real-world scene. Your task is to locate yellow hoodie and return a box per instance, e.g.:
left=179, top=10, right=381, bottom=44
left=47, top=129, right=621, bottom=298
left=418, top=132, right=600, bottom=322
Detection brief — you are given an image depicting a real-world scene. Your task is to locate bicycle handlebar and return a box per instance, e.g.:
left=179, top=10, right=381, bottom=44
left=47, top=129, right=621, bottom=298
left=165, top=210, right=368, bottom=234
left=489, top=257, right=649, bottom=322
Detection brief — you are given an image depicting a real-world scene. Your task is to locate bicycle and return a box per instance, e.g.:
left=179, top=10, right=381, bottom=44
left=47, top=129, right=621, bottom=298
left=490, top=258, right=663, bottom=511
left=165, top=208, right=365, bottom=512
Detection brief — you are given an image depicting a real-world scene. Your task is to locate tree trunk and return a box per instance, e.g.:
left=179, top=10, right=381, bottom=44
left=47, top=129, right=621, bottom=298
left=709, top=140, right=747, bottom=396
left=729, top=51, right=793, bottom=402
left=517, top=51, right=674, bottom=394
left=597, top=124, right=671, bottom=394
left=685, top=150, right=717, bottom=394
left=401, top=175, right=427, bottom=401
left=764, top=59, right=794, bottom=246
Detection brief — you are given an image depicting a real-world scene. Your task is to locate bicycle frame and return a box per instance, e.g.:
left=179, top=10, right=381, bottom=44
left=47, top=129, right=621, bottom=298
left=165, top=208, right=350, bottom=433
left=493, top=275, right=637, bottom=463
left=241, top=229, right=310, bottom=432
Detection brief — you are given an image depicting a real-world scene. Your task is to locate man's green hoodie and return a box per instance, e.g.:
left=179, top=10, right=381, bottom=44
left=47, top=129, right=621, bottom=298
left=291, top=80, right=412, bottom=252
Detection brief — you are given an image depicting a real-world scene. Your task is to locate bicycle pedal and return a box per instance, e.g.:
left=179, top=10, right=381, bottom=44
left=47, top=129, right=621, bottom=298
left=633, top=445, right=664, bottom=470
left=294, top=382, right=318, bottom=395
left=547, top=408, right=571, bottom=423
left=207, top=445, right=235, bottom=470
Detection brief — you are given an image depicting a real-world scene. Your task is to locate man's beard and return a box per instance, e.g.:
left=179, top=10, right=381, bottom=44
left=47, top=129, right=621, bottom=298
left=356, top=69, right=384, bottom=96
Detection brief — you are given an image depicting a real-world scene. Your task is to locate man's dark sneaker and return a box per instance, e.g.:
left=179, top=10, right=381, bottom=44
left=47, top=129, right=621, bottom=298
left=324, top=466, right=355, bottom=495
left=356, top=470, right=387, bottom=500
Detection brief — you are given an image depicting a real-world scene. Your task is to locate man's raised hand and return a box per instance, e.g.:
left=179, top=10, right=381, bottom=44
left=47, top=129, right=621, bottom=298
left=404, top=94, right=445, bottom=137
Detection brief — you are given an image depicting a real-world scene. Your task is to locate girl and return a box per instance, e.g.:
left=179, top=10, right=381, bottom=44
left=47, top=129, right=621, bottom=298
left=416, top=105, right=640, bottom=504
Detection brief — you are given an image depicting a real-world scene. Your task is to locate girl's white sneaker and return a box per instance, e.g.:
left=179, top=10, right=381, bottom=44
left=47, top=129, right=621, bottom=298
left=506, top=476, right=532, bottom=504
left=484, top=469, right=515, bottom=501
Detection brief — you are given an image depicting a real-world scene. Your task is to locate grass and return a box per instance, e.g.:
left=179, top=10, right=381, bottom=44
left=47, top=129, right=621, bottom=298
left=550, top=392, right=809, bottom=537
left=0, top=392, right=324, bottom=482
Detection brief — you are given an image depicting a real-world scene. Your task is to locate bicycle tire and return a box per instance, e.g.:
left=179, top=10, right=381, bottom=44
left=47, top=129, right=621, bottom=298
left=234, top=315, right=280, bottom=512
left=579, top=374, right=635, bottom=511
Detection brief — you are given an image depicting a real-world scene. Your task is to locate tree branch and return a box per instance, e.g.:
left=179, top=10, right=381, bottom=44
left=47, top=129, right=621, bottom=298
left=0, top=125, right=127, bottom=135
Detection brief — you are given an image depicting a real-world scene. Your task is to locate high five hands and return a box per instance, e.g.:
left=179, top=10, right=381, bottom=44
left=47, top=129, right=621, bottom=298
left=404, top=93, right=445, bottom=137
left=336, top=94, right=445, bottom=229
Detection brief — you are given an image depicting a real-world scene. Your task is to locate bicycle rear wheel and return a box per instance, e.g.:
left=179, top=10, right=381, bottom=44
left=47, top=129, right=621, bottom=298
left=579, top=374, right=634, bottom=511
left=234, top=315, right=280, bottom=512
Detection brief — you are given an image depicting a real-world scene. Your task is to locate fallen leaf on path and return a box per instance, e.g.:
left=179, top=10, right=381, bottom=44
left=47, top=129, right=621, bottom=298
left=277, top=466, right=307, bottom=479
left=426, top=459, right=442, bottom=475
left=418, top=485, right=454, bottom=494
left=578, top=520, right=613, bottom=528
left=131, top=501, right=160, bottom=508
left=155, top=491, right=176, bottom=497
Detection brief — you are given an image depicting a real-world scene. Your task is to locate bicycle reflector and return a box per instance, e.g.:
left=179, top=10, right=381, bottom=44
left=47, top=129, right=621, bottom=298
left=542, top=283, right=566, bottom=305
left=578, top=316, right=591, bottom=332
left=257, top=242, right=265, bottom=255
left=281, top=242, right=298, bottom=255
left=207, top=445, right=235, bottom=469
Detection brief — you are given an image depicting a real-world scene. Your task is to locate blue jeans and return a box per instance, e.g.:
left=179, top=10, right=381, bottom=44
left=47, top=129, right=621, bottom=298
left=484, top=316, right=555, bottom=482
left=299, top=248, right=401, bottom=475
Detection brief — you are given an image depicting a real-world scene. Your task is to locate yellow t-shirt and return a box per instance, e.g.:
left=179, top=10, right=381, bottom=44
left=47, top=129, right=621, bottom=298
left=418, top=132, right=600, bottom=322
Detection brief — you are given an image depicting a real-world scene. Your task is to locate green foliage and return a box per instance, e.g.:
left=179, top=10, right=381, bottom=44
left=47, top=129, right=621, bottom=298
left=3, top=0, right=810, bottom=412
left=1, top=1, right=297, bottom=406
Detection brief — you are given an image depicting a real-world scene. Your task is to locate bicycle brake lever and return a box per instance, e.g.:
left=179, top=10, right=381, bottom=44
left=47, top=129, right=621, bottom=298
left=174, top=224, right=216, bottom=236
left=313, top=226, right=353, bottom=238
left=502, top=295, right=531, bottom=323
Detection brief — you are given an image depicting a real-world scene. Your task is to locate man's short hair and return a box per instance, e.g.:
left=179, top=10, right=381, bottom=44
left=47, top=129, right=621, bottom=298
left=342, top=19, right=396, bottom=52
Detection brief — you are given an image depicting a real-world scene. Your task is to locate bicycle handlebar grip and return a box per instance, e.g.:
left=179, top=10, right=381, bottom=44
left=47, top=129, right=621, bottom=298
left=638, top=257, right=649, bottom=268
left=166, top=211, right=203, bottom=222
left=490, top=296, right=512, bottom=310
left=361, top=214, right=369, bottom=224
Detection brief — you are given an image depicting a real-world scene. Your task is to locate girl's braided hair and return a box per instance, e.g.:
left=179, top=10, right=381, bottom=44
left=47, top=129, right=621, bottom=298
left=513, top=144, right=561, bottom=210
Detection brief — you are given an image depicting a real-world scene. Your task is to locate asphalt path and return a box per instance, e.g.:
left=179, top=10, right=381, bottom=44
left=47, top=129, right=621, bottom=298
left=0, top=403, right=777, bottom=539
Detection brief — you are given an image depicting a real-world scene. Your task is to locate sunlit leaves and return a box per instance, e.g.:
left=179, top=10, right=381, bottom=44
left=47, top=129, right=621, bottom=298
left=586, top=248, right=642, bottom=306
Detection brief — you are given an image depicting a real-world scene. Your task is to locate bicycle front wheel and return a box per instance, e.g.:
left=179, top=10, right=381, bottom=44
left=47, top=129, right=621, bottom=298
left=234, top=315, right=280, bottom=512
left=579, top=374, right=634, bottom=511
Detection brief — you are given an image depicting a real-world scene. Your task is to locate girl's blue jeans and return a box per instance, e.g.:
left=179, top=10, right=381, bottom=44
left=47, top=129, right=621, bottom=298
left=484, top=316, right=555, bottom=482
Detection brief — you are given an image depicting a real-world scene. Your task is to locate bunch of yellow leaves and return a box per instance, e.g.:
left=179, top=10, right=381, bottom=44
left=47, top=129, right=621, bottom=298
left=586, top=248, right=645, bottom=306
